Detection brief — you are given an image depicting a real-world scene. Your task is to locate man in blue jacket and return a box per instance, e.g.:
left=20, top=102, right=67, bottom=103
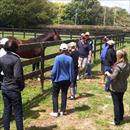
left=50, top=43, right=74, bottom=117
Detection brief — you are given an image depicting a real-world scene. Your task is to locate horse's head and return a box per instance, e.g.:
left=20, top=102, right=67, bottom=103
left=35, top=30, right=61, bottom=42
left=53, top=29, right=61, bottom=41
left=7, top=36, right=22, bottom=45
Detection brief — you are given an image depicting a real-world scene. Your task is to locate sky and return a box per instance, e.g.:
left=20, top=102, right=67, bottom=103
left=100, top=0, right=130, bottom=13
left=49, top=0, right=130, bottom=13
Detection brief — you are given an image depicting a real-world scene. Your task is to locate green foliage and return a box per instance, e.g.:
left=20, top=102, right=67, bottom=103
left=0, top=0, right=57, bottom=28
left=62, top=0, right=103, bottom=25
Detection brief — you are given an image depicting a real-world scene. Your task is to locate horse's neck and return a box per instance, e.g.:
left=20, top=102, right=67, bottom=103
left=37, top=34, right=53, bottom=42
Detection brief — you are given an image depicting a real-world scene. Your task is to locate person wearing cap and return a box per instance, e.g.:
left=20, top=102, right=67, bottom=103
left=68, top=42, right=79, bottom=100
left=0, top=38, right=9, bottom=89
left=50, top=43, right=74, bottom=117
left=84, top=32, right=93, bottom=78
left=104, top=40, right=116, bottom=91
left=0, top=39, right=25, bottom=130
left=99, top=36, right=109, bottom=84
left=0, top=38, right=8, bottom=57
left=77, top=33, right=91, bottom=79
left=105, top=50, right=130, bottom=125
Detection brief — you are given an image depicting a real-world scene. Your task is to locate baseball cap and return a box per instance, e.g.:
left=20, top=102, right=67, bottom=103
left=60, top=43, right=68, bottom=50
left=107, top=40, right=115, bottom=45
left=0, top=38, right=9, bottom=45
left=85, top=32, right=90, bottom=36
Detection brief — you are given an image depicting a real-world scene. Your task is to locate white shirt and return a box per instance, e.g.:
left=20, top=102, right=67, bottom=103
left=0, top=48, right=7, bottom=75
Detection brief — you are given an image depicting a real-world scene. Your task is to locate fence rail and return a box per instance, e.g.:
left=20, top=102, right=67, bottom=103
left=0, top=27, right=128, bottom=39
left=18, top=33, right=125, bottom=92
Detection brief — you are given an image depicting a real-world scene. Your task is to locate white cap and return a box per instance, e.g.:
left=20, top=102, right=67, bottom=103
left=60, top=43, right=68, bottom=50
left=107, top=40, right=115, bottom=45
left=0, top=38, right=8, bottom=45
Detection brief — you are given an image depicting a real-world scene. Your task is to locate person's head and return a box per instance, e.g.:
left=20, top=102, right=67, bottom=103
left=80, top=33, right=86, bottom=40
left=59, top=43, right=68, bottom=53
left=107, top=40, right=115, bottom=48
left=69, top=42, right=77, bottom=52
left=102, top=36, right=109, bottom=43
left=116, top=49, right=128, bottom=63
left=0, top=38, right=9, bottom=48
left=85, top=32, right=90, bottom=39
left=4, top=39, right=18, bottom=53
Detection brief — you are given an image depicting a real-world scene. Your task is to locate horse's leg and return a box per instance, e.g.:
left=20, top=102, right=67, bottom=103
left=36, top=62, right=40, bottom=70
left=32, top=63, right=36, bottom=71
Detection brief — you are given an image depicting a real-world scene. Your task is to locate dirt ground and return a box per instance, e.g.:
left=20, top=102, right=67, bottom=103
left=25, top=76, right=130, bottom=130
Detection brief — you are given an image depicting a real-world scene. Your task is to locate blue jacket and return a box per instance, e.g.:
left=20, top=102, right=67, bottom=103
left=51, top=54, right=74, bottom=83
left=100, top=43, right=108, bottom=63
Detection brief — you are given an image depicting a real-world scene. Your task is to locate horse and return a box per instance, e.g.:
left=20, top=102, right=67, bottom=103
left=7, top=30, right=61, bottom=71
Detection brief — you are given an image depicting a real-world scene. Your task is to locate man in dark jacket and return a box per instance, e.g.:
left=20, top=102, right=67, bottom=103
left=104, top=40, right=116, bottom=91
left=0, top=39, right=25, bottom=130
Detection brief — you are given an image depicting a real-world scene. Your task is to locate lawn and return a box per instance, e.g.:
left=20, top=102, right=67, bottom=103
left=0, top=39, right=130, bottom=130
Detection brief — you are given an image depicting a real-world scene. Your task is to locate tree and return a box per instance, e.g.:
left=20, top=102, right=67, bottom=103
left=62, top=0, right=103, bottom=25
left=0, top=0, right=57, bottom=28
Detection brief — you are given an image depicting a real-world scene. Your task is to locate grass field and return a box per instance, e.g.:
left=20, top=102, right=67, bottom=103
left=0, top=38, right=130, bottom=130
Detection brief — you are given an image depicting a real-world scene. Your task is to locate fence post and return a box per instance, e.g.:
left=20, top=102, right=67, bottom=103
left=23, top=32, right=26, bottom=39
left=12, top=31, right=14, bottom=36
left=40, top=43, right=45, bottom=93
left=2, top=31, right=4, bottom=37
left=93, top=37, right=97, bottom=63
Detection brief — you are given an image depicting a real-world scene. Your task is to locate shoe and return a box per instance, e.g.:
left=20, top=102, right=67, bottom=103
left=77, top=75, right=80, bottom=80
left=68, top=96, right=75, bottom=100
left=50, top=112, right=59, bottom=117
left=110, top=121, right=120, bottom=125
left=60, top=111, right=67, bottom=116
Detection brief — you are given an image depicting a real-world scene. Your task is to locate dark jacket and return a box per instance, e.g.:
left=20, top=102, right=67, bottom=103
left=70, top=50, right=79, bottom=71
left=76, top=40, right=91, bottom=58
left=0, top=51, right=25, bottom=91
left=104, top=47, right=116, bottom=66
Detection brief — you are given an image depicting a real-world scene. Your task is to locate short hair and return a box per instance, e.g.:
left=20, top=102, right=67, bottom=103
left=4, top=40, right=18, bottom=52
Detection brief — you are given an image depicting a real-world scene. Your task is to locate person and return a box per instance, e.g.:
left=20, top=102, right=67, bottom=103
left=104, top=40, right=116, bottom=91
left=50, top=43, right=74, bottom=117
left=99, top=36, right=109, bottom=84
left=0, top=39, right=25, bottom=130
left=77, top=33, right=91, bottom=79
left=0, top=38, right=9, bottom=88
left=84, top=32, right=93, bottom=78
left=105, top=49, right=130, bottom=125
left=68, top=42, right=79, bottom=100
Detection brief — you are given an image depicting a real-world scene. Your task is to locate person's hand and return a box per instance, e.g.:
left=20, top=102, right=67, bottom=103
left=105, top=71, right=111, bottom=76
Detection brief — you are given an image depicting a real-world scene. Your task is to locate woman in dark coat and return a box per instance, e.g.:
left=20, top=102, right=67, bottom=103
left=105, top=49, right=130, bottom=125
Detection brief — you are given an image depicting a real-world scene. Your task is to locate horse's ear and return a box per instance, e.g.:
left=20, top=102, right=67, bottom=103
left=53, top=29, right=57, bottom=34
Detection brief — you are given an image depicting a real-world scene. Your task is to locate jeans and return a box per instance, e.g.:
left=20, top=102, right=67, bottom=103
left=52, top=80, right=70, bottom=113
left=2, top=90, right=23, bottom=130
left=104, top=66, right=112, bottom=91
left=70, top=70, right=78, bottom=95
left=86, top=63, right=92, bottom=76
left=110, top=91, right=124, bottom=124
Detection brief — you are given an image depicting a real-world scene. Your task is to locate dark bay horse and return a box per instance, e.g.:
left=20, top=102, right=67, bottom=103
left=7, top=30, right=61, bottom=70
left=7, top=30, right=61, bottom=58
